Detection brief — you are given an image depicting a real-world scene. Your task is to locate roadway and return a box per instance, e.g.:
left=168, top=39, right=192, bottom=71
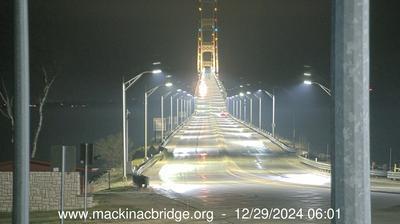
left=143, top=74, right=400, bottom=223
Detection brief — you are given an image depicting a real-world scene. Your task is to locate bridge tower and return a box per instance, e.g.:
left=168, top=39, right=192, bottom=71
left=197, top=0, right=219, bottom=77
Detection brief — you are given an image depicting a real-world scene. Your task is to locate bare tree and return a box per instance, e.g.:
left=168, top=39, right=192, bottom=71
left=0, top=79, right=14, bottom=144
left=31, top=67, right=56, bottom=158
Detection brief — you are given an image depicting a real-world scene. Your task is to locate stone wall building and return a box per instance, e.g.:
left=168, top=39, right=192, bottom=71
left=0, top=172, right=92, bottom=212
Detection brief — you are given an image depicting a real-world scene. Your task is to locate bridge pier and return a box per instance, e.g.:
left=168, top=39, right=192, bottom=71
left=332, top=0, right=370, bottom=224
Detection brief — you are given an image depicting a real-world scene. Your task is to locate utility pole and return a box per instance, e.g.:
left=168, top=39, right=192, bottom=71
left=258, top=97, right=262, bottom=129
left=170, top=95, right=173, bottom=132
left=244, top=98, right=247, bottom=122
left=176, top=98, right=179, bottom=126
left=389, top=147, right=392, bottom=171
left=60, top=146, right=65, bottom=224
left=161, top=95, right=164, bottom=141
left=250, top=98, right=253, bottom=125
left=121, top=79, right=127, bottom=180
left=239, top=100, right=242, bottom=120
left=13, top=0, right=30, bottom=223
left=332, top=0, right=371, bottom=223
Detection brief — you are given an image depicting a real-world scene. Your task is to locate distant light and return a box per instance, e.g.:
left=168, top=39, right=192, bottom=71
left=304, top=80, right=312, bottom=85
left=152, top=69, right=162, bottom=74
left=165, top=82, right=173, bottom=87
left=239, top=85, right=244, bottom=88
left=239, top=92, right=244, bottom=97
left=183, top=91, right=187, bottom=93
left=199, top=80, right=208, bottom=97
left=166, top=75, right=172, bottom=78
left=258, top=89, right=262, bottom=92
left=177, top=89, right=182, bottom=92
left=304, top=72, right=311, bottom=77
left=152, top=62, right=161, bottom=65
left=246, top=91, right=251, bottom=95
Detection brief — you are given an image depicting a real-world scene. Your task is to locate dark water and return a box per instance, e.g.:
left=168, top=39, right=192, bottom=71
left=0, top=97, right=399, bottom=166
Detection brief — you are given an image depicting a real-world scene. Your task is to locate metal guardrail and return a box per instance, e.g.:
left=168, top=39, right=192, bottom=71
left=387, top=171, right=400, bottom=180
left=370, top=170, right=387, bottom=177
left=298, top=155, right=393, bottom=179
left=132, top=116, right=192, bottom=176
left=230, top=115, right=295, bottom=153
left=214, top=75, right=227, bottom=99
left=135, top=153, right=164, bottom=175
left=298, top=155, right=331, bottom=172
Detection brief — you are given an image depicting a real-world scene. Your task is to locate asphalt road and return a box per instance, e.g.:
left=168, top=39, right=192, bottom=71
left=143, top=74, right=400, bottom=223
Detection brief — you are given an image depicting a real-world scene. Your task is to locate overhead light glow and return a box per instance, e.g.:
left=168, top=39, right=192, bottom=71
left=199, top=81, right=208, bottom=97
left=246, top=91, right=251, bottom=95
left=304, top=72, right=311, bottom=77
left=152, top=69, right=162, bottom=74
left=239, top=92, right=244, bottom=97
left=304, top=80, right=312, bottom=85
left=165, top=82, right=173, bottom=87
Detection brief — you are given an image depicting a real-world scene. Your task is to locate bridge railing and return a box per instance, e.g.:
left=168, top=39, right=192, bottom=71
left=132, top=115, right=193, bottom=176
left=298, top=154, right=399, bottom=179
left=230, top=115, right=295, bottom=152
left=387, top=171, right=400, bottom=180
left=297, top=155, right=331, bottom=172
left=212, top=73, right=227, bottom=100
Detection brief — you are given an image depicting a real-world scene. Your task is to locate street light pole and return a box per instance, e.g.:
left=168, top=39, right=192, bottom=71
left=258, top=96, right=262, bottom=129
left=161, top=95, right=164, bottom=142
left=259, top=89, right=276, bottom=137
left=180, top=97, right=184, bottom=123
left=170, top=95, right=173, bottom=132
left=144, top=90, right=150, bottom=158
left=144, top=82, right=172, bottom=159
left=272, top=94, right=276, bottom=137
left=122, top=69, right=162, bottom=180
left=121, top=69, right=162, bottom=179
left=122, top=79, right=127, bottom=179
left=244, top=98, right=247, bottom=122
left=176, top=98, right=179, bottom=126
left=250, top=98, right=253, bottom=125
left=239, top=99, right=242, bottom=120
left=236, top=98, right=239, bottom=118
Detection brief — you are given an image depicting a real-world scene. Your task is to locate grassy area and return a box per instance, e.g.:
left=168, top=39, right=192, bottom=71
left=92, top=168, right=133, bottom=192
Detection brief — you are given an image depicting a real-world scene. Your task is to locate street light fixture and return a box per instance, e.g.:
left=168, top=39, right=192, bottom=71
left=122, top=68, right=162, bottom=180
left=303, top=80, right=331, bottom=96
left=304, top=80, right=313, bottom=85
left=152, top=69, right=162, bottom=74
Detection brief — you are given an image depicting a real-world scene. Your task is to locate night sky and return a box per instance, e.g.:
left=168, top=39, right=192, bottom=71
left=0, top=0, right=399, bottom=164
